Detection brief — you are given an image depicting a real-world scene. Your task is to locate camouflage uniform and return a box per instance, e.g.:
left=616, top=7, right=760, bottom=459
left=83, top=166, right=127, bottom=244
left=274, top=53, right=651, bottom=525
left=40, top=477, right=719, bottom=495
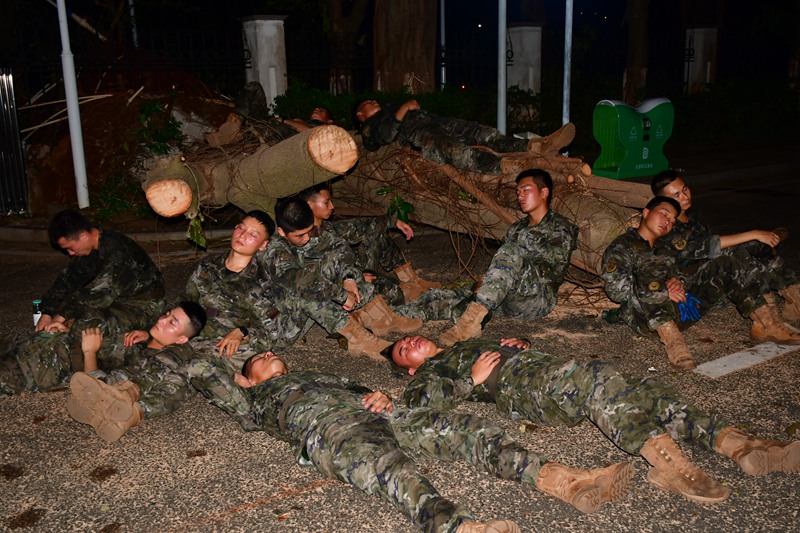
left=397, top=287, right=475, bottom=321
left=603, top=228, right=768, bottom=335
left=476, top=211, right=578, bottom=319
left=654, top=210, right=797, bottom=292
left=403, top=339, right=731, bottom=455
left=182, top=252, right=306, bottom=368
left=92, top=342, right=196, bottom=419
left=361, top=106, right=527, bottom=175
left=184, top=359, right=545, bottom=533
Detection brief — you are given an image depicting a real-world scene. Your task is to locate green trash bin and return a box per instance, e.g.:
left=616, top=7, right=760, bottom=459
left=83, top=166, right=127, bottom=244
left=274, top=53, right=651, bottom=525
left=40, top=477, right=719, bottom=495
left=593, top=98, right=673, bottom=179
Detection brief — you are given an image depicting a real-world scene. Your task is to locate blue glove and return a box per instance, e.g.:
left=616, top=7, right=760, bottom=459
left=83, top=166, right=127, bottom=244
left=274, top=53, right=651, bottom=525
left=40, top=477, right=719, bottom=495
left=678, top=293, right=702, bottom=322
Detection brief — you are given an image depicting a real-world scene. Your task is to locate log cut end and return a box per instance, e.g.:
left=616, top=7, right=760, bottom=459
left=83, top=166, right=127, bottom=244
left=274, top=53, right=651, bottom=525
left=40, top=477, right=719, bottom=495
left=306, top=125, right=359, bottom=174
left=145, top=179, right=193, bottom=217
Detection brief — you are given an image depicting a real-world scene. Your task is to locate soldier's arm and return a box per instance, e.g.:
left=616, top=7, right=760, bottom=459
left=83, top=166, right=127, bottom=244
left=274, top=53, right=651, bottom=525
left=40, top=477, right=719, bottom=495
left=538, top=220, right=579, bottom=284
left=40, top=255, right=99, bottom=316
left=602, top=240, right=639, bottom=303
left=362, top=109, right=401, bottom=151
left=402, top=371, right=474, bottom=411
left=57, top=246, right=134, bottom=318
left=719, top=230, right=780, bottom=250
left=330, top=216, right=392, bottom=247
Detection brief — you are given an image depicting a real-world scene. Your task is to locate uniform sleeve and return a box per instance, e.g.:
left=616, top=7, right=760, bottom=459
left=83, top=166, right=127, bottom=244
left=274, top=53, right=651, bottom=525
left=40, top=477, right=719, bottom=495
left=361, top=109, right=401, bottom=151
left=602, top=238, right=671, bottom=305
left=536, top=219, right=578, bottom=284
left=40, top=255, right=101, bottom=315
left=331, top=216, right=391, bottom=247
left=180, top=358, right=259, bottom=431
left=402, top=371, right=474, bottom=411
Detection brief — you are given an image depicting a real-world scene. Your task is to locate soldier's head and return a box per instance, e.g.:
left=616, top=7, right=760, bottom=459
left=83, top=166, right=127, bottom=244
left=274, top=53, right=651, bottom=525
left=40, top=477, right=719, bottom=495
left=639, top=196, right=681, bottom=242
left=48, top=209, right=99, bottom=257
left=241, top=352, right=288, bottom=386
left=309, top=106, right=333, bottom=124
left=275, top=198, right=315, bottom=247
left=385, top=335, right=444, bottom=375
left=232, top=210, right=275, bottom=256
left=515, top=169, right=552, bottom=215
left=354, top=98, right=381, bottom=126
left=148, top=301, right=207, bottom=348
left=651, top=170, right=692, bottom=215
left=297, top=183, right=334, bottom=225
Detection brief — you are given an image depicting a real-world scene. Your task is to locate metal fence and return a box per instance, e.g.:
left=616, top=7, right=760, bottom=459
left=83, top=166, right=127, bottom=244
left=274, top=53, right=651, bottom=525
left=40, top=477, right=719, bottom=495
left=0, top=68, right=28, bottom=215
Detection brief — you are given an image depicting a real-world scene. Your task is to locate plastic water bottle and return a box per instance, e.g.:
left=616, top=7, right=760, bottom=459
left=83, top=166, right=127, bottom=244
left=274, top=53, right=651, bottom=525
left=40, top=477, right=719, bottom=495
left=32, top=299, right=42, bottom=327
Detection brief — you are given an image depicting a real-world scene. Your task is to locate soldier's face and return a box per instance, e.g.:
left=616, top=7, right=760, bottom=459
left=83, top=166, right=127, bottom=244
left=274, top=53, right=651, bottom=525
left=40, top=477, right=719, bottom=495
left=641, top=202, right=678, bottom=238
left=246, top=352, right=288, bottom=385
left=149, top=307, right=192, bottom=347
left=516, top=177, right=548, bottom=214
left=57, top=232, right=94, bottom=257
left=309, top=107, right=332, bottom=123
left=356, top=99, right=380, bottom=122
left=307, top=190, right=334, bottom=222
left=231, top=217, right=269, bottom=255
left=279, top=225, right=315, bottom=247
left=660, top=178, right=692, bottom=213
left=391, top=335, right=438, bottom=375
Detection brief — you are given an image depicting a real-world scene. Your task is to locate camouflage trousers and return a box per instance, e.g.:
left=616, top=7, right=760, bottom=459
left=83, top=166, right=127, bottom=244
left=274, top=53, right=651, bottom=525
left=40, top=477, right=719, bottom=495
left=726, top=244, right=797, bottom=293
left=624, top=254, right=769, bottom=335
left=499, top=354, right=730, bottom=454
left=476, top=242, right=558, bottom=319
left=338, top=217, right=407, bottom=273
left=285, top=389, right=544, bottom=533
left=397, top=287, right=474, bottom=321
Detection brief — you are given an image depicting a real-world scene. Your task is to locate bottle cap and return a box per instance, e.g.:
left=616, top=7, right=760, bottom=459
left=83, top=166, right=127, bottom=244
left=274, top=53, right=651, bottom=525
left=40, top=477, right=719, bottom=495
left=33, top=299, right=42, bottom=304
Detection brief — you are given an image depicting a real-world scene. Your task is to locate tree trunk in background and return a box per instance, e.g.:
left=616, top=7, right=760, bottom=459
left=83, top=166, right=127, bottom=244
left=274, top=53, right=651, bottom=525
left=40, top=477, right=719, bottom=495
left=623, top=0, right=648, bottom=104
left=373, top=0, right=437, bottom=93
left=328, top=0, right=371, bottom=94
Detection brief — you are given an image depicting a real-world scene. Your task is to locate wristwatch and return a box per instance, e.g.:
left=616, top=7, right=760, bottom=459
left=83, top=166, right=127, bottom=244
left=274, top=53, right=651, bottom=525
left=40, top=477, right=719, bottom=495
left=238, top=326, right=249, bottom=337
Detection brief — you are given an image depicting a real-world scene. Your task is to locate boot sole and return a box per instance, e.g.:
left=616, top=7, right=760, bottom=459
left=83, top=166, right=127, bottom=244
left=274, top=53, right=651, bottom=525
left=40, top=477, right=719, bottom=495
left=70, top=372, right=133, bottom=422
left=750, top=333, right=800, bottom=345
left=572, top=462, right=634, bottom=513
left=739, top=441, right=800, bottom=476
left=647, top=467, right=730, bottom=503
left=66, top=396, right=104, bottom=430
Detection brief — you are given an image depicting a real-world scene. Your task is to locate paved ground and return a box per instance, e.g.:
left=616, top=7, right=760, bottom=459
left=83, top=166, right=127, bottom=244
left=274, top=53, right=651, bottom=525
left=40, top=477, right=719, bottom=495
left=1, top=144, right=799, bottom=532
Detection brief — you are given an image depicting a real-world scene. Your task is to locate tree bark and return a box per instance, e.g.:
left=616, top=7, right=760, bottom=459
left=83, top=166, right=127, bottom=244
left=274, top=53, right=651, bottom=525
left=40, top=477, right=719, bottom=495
left=328, top=0, right=371, bottom=94
left=623, top=0, right=649, bottom=104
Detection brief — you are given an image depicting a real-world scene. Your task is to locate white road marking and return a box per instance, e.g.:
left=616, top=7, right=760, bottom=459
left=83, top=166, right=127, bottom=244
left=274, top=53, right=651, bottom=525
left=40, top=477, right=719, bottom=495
left=694, top=343, right=799, bottom=379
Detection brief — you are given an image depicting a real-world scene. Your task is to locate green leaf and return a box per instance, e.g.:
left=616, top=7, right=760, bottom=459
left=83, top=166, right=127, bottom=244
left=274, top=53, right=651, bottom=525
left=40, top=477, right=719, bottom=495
left=388, top=194, right=415, bottom=223
left=376, top=185, right=393, bottom=197
left=187, top=217, right=206, bottom=248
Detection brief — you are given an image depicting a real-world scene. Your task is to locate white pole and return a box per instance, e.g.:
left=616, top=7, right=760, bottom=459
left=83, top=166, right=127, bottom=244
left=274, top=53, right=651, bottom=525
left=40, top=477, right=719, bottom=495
left=439, top=0, right=446, bottom=89
left=129, top=0, right=139, bottom=48
left=56, top=0, right=89, bottom=208
left=562, top=0, right=573, bottom=126
left=497, top=0, right=507, bottom=134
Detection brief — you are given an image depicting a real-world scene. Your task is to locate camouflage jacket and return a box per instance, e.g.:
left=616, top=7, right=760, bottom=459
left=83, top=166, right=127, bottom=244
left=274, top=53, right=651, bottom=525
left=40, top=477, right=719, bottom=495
left=319, top=216, right=395, bottom=248
left=360, top=105, right=402, bottom=152
left=502, top=211, right=578, bottom=288
left=602, top=228, right=677, bottom=310
left=40, top=230, right=164, bottom=319
left=122, top=341, right=196, bottom=377
left=653, top=210, right=722, bottom=272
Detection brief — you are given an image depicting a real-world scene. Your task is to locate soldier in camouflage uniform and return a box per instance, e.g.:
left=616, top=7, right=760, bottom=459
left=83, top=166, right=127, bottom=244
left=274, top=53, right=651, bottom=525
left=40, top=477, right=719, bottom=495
left=299, top=183, right=440, bottom=304
left=182, top=354, right=633, bottom=531
left=602, top=197, right=800, bottom=370
left=65, top=302, right=206, bottom=442
left=388, top=334, right=800, bottom=505
left=436, top=169, right=578, bottom=346
left=355, top=99, right=575, bottom=174
left=0, top=210, right=165, bottom=395
left=258, top=199, right=422, bottom=360
left=651, top=170, right=800, bottom=321
left=181, top=211, right=306, bottom=369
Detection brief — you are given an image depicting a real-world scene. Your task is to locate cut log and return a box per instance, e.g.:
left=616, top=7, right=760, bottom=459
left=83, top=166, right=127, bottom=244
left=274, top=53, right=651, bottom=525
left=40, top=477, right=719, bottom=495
left=143, top=125, right=358, bottom=217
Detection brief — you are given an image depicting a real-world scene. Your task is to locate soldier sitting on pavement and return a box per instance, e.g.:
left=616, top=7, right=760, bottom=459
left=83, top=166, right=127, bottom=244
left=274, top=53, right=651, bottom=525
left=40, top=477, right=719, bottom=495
left=651, top=169, right=800, bottom=322
left=298, top=182, right=441, bottom=304
left=65, top=301, right=206, bottom=442
left=354, top=98, right=576, bottom=175
left=409, top=169, right=578, bottom=347
left=0, top=209, right=166, bottom=395
left=387, top=334, right=800, bottom=505
left=602, top=196, right=800, bottom=370
left=181, top=353, right=634, bottom=532
left=258, top=198, right=423, bottom=361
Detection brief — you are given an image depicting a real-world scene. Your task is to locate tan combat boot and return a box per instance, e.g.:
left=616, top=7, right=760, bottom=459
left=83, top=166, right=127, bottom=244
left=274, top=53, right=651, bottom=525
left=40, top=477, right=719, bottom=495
left=714, top=427, right=800, bottom=476
left=337, top=319, right=393, bottom=361
left=535, top=461, right=633, bottom=513
left=95, top=404, right=144, bottom=443
left=527, top=122, right=576, bottom=156
left=749, top=304, right=800, bottom=345
left=351, top=295, right=423, bottom=336
left=778, top=283, right=800, bottom=321
left=456, top=520, right=521, bottom=533
left=640, top=433, right=729, bottom=503
left=68, top=372, right=138, bottom=423
left=438, top=302, right=490, bottom=347
left=655, top=321, right=696, bottom=370
left=393, top=262, right=441, bottom=302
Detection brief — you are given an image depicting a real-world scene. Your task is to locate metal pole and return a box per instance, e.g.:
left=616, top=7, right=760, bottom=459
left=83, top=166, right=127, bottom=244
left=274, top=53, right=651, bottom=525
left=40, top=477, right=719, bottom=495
left=439, top=0, right=446, bottom=89
left=497, top=0, right=507, bottom=133
left=56, top=0, right=89, bottom=208
left=129, top=0, right=139, bottom=48
left=562, top=0, right=573, bottom=126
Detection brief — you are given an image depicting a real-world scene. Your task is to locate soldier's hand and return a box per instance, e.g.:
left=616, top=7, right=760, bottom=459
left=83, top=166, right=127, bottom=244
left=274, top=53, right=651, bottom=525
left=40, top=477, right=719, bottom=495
left=752, top=230, right=781, bottom=248
left=500, top=338, right=530, bottom=350
left=471, top=351, right=502, bottom=386
left=665, top=277, right=686, bottom=303
left=217, top=328, right=245, bottom=358
left=362, top=271, right=377, bottom=283
left=362, top=391, right=393, bottom=413
left=396, top=220, right=414, bottom=241
left=82, top=327, right=104, bottom=353
left=45, top=321, right=70, bottom=333
left=342, top=279, right=361, bottom=311
left=123, top=330, right=149, bottom=347
left=35, top=313, right=53, bottom=332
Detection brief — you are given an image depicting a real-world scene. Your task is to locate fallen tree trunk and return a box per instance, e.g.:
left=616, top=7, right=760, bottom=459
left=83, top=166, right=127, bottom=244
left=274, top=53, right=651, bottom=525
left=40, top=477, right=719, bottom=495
left=143, top=125, right=358, bottom=218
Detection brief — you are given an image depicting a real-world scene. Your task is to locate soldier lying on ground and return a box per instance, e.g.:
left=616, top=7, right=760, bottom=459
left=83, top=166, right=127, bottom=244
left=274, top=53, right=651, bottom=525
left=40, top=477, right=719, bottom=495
left=401, top=170, right=578, bottom=347
left=257, top=198, right=422, bottom=360
left=181, top=354, right=634, bottom=533
left=387, top=334, right=800, bottom=505
left=280, top=106, right=335, bottom=132
left=354, top=98, right=576, bottom=175
left=602, top=197, right=800, bottom=370
left=298, top=182, right=440, bottom=304
left=65, top=301, right=206, bottom=442
left=651, top=169, right=800, bottom=322
left=0, top=210, right=166, bottom=395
